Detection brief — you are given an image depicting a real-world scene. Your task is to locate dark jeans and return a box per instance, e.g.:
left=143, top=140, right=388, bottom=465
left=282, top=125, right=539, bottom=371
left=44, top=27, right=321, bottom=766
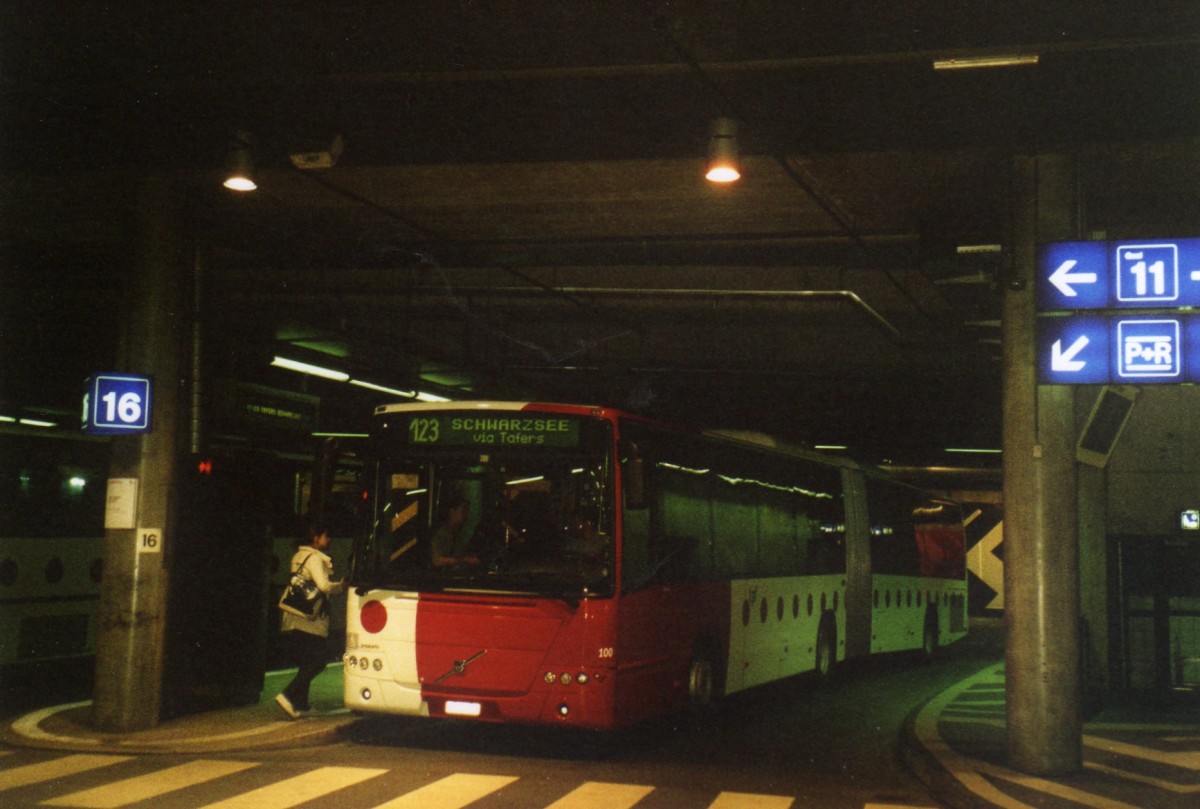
left=280, top=629, right=330, bottom=710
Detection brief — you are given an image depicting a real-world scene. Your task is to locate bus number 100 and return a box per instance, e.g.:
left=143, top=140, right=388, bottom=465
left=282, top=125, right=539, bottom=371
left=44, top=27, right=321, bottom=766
left=409, top=418, right=441, bottom=444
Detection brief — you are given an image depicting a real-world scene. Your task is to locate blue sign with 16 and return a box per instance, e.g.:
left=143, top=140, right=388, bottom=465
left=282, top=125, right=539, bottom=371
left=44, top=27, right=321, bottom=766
left=83, top=374, right=152, bottom=435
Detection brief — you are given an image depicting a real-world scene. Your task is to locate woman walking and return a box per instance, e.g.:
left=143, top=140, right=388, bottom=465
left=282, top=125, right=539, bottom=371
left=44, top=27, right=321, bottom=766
left=275, top=521, right=346, bottom=719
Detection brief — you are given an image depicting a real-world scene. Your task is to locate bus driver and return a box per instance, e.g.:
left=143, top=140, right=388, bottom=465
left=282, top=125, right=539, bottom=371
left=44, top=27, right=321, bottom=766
left=430, top=495, right=478, bottom=566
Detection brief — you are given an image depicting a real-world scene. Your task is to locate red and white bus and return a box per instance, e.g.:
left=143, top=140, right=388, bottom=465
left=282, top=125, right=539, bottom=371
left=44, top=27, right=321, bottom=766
left=343, top=401, right=967, bottom=730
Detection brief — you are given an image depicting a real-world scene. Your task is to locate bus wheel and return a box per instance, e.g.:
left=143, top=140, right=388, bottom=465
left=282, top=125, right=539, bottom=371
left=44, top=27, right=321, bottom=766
left=687, top=653, right=715, bottom=709
left=815, top=616, right=837, bottom=681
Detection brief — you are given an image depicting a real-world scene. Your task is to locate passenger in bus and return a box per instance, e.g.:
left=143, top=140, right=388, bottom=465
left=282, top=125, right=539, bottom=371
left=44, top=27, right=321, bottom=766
left=431, top=495, right=479, bottom=566
left=275, top=521, right=347, bottom=719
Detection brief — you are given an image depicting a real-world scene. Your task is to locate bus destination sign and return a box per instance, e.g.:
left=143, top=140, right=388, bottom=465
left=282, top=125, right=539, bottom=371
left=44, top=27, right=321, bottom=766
left=405, top=414, right=580, bottom=447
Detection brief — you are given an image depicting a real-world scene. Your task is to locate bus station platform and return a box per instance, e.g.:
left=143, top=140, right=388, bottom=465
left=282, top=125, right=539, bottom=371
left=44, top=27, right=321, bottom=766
left=0, top=666, right=356, bottom=755
left=902, top=661, right=1200, bottom=808
left=5, top=658, right=1199, bottom=808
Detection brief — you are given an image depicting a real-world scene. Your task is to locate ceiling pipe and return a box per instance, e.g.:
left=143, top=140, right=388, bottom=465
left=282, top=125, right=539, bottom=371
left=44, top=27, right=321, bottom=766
left=233, top=285, right=905, bottom=340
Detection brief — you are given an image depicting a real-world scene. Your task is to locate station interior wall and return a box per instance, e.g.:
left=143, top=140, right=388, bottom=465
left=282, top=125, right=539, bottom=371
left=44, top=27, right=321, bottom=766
left=1097, top=384, right=1200, bottom=693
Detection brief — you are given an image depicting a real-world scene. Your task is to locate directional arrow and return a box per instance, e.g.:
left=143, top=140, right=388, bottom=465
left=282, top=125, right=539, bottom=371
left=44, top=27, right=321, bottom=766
left=1052, top=335, right=1090, bottom=371
left=1048, top=259, right=1098, bottom=297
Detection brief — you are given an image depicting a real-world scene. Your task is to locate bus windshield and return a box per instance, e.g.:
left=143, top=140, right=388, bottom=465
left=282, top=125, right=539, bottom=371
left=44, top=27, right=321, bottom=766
left=354, top=410, right=614, bottom=600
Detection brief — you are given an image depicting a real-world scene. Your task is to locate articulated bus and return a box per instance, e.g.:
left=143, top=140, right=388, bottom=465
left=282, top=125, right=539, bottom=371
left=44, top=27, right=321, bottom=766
left=343, top=401, right=967, bottom=730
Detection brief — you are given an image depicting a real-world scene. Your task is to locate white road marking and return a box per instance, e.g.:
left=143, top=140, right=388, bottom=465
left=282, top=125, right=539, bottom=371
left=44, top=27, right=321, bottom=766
left=9, top=702, right=100, bottom=747
left=1085, top=761, right=1200, bottom=794
left=710, top=792, right=794, bottom=807
left=195, top=765, right=387, bottom=809
left=988, top=767, right=1142, bottom=809
left=1085, top=733, right=1200, bottom=770
left=367, top=773, right=518, bottom=809
left=0, top=754, right=130, bottom=792
left=42, top=760, right=258, bottom=808
left=545, top=780, right=655, bottom=808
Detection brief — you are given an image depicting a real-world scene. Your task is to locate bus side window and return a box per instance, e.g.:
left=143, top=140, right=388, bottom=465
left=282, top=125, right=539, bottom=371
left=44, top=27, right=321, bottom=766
left=866, top=478, right=920, bottom=577
left=621, top=439, right=647, bottom=510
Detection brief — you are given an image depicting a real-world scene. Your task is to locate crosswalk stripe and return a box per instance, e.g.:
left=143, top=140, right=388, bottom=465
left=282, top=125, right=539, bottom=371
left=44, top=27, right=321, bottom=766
left=367, top=773, right=518, bottom=809
left=709, top=791, right=794, bottom=808
left=0, top=758, right=894, bottom=809
left=1085, top=733, right=1200, bottom=770
left=196, top=765, right=388, bottom=809
left=41, top=759, right=259, bottom=808
left=545, top=781, right=655, bottom=809
left=0, top=754, right=131, bottom=792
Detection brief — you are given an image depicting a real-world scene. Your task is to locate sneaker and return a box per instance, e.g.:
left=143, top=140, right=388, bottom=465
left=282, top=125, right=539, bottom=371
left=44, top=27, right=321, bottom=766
left=274, top=693, right=301, bottom=719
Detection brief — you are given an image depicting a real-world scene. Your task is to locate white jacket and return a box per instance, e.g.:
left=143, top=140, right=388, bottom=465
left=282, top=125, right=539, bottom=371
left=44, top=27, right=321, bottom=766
left=280, top=545, right=345, bottom=637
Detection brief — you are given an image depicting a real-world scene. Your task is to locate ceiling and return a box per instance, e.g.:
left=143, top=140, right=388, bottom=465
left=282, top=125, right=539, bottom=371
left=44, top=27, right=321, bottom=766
left=3, top=2, right=1200, bottom=466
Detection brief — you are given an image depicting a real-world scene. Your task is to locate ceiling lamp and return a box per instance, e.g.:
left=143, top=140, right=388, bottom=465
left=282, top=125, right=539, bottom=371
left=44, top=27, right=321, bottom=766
left=222, top=132, right=257, bottom=192
left=705, top=117, right=740, bottom=184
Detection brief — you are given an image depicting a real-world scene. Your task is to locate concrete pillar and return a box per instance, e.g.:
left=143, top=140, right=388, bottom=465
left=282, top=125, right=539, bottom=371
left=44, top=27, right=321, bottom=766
left=1077, top=449, right=1109, bottom=698
left=92, top=174, right=189, bottom=732
left=1003, top=154, right=1083, bottom=774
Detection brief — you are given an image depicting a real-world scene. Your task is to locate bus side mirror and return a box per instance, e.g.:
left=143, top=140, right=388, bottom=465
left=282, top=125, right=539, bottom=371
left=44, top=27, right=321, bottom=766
left=623, top=443, right=646, bottom=510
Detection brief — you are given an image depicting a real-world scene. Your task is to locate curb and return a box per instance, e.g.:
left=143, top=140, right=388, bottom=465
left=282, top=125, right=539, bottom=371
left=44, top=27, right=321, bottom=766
left=1, top=700, right=355, bottom=755
left=900, top=663, right=1006, bottom=809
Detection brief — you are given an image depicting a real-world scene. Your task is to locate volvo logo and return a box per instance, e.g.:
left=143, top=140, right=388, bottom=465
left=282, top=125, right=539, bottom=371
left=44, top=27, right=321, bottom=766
left=434, top=649, right=487, bottom=684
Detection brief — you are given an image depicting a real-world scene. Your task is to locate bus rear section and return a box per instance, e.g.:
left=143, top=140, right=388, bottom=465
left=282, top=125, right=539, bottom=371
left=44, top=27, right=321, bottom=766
left=862, top=475, right=969, bottom=658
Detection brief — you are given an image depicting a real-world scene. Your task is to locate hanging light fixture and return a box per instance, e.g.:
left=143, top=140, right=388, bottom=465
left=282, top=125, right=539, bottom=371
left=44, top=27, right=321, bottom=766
left=222, top=132, right=257, bottom=191
left=705, top=117, right=740, bottom=183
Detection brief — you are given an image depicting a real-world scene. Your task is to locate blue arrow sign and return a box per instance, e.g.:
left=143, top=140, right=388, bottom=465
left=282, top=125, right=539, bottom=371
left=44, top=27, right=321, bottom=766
left=1037, top=316, right=1110, bottom=384
left=83, top=374, right=153, bottom=435
left=1038, top=315, right=1200, bottom=384
left=1038, top=237, right=1200, bottom=311
left=1037, top=241, right=1109, bottom=310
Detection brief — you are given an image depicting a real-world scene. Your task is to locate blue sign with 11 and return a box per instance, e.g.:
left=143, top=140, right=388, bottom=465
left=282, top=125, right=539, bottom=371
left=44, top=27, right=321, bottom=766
left=1038, top=237, right=1200, bottom=311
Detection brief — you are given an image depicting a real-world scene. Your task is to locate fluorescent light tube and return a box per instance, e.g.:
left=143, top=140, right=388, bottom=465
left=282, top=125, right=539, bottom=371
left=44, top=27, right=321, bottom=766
left=934, top=54, right=1039, bottom=70
left=271, top=356, right=349, bottom=381
left=350, top=379, right=416, bottom=398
